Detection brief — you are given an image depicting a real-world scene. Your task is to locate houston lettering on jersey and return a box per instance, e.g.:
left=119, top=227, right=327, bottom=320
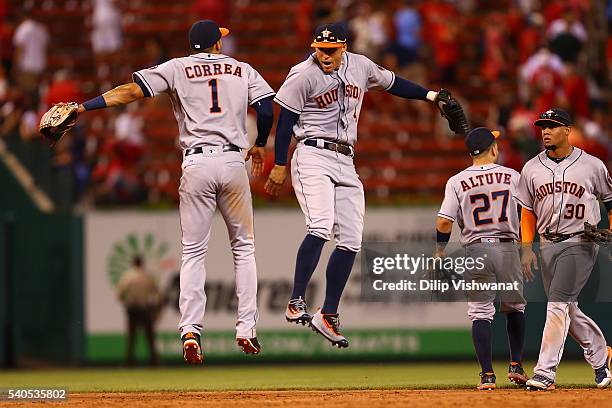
left=184, top=63, right=243, bottom=79
left=460, top=172, right=512, bottom=192
left=534, top=181, right=585, bottom=201
left=314, top=84, right=362, bottom=108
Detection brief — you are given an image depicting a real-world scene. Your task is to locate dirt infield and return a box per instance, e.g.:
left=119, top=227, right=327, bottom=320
left=37, top=389, right=612, bottom=407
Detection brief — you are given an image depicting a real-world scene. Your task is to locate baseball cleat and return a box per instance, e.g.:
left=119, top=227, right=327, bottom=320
left=526, top=374, right=555, bottom=391
left=236, top=337, right=262, bottom=355
left=595, top=346, right=612, bottom=388
left=285, top=297, right=311, bottom=325
left=182, top=332, right=203, bottom=364
left=477, top=372, right=496, bottom=390
left=508, top=362, right=529, bottom=385
left=309, top=310, right=349, bottom=348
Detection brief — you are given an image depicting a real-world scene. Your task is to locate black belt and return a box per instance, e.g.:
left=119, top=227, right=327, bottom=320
left=466, top=238, right=515, bottom=246
left=184, top=144, right=241, bottom=156
left=304, top=139, right=354, bottom=157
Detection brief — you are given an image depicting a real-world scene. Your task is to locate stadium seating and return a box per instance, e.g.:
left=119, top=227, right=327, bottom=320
left=14, top=0, right=513, bottom=205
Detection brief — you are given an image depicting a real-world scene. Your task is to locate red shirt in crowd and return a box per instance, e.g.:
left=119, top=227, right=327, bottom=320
left=44, top=78, right=83, bottom=107
left=563, top=71, right=589, bottom=118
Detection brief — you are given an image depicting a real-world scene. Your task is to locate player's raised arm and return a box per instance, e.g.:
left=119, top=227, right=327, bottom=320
left=363, top=55, right=470, bottom=134
left=76, top=82, right=145, bottom=114
left=77, top=57, right=179, bottom=114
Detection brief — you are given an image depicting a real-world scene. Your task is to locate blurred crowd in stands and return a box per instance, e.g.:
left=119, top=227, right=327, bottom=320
left=0, top=0, right=610, bottom=210
left=304, top=0, right=611, bottom=169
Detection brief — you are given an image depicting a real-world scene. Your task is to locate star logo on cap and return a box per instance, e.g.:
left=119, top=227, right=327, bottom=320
left=321, top=29, right=331, bottom=39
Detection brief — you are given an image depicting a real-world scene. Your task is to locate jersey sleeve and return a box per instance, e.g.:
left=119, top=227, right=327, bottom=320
left=438, top=179, right=460, bottom=222
left=510, top=169, right=521, bottom=203
left=246, top=64, right=275, bottom=105
left=363, top=56, right=395, bottom=91
left=274, top=68, right=309, bottom=114
left=515, top=168, right=534, bottom=211
left=594, top=160, right=612, bottom=202
left=132, top=60, right=176, bottom=97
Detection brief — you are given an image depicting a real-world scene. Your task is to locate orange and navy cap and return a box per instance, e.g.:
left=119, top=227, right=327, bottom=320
left=310, top=23, right=347, bottom=48
left=465, top=127, right=500, bottom=156
left=189, top=20, right=229, bottom=51
left=534, top=108, right=572, bottom=127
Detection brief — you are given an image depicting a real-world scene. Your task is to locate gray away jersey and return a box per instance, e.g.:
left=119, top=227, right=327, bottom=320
left=516, top=148, right=612, bottom=240
left=133, top=53, right=274, bottom=150
left=274, top=51, right=395, bottom=146
left=438, top=164, right=521, bottom=244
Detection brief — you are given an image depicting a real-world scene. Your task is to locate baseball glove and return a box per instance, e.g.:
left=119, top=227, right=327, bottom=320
left=543, top=222, right=612, bottom=243
left=435, top=89, right=470, bottom=134
left=39, top=102, right=79, bottom=146
left=583, top=222, right=612, bottom=243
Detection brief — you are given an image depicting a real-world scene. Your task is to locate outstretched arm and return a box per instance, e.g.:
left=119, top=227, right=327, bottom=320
left=387, top=76, right=438, bottom=102
left=387, top=77, right=469, bottom=134
left=77, top=82, right=145, bottom=113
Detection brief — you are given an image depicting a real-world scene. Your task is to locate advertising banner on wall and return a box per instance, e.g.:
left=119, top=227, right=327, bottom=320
left=85, top=208, right=472, bottom=363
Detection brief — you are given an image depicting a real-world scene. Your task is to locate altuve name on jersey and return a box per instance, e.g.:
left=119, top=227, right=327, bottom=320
left=534, top=181, right=585, bottom=201
left=184, top=63, right=243, bottom=79
left=460, top=172, right=512, bottom=192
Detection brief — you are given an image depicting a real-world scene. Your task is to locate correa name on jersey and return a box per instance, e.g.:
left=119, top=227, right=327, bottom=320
left=184, top=63, right=243, bottom=79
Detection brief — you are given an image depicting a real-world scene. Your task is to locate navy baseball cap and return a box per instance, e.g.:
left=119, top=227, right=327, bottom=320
left=534, top=108, right=572, bottom=127
left=189, top=20, right=229, bottom=51
left=465, top=127, right=500, bottom=156
left=311, top=23, right=347, bottom=48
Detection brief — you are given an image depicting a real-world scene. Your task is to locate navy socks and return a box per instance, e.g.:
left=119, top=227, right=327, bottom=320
left=506, top=312, right=525, bottom=364
left=290, top=234, right=326, bottom=300
left=472, top=319, right=493, bottom=373
left=321, top=248, right=357, bottom=314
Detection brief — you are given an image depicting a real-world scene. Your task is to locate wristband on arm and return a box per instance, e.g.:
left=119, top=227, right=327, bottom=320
left=436, top=229, right=451, bottom=250
left=82, top=95, right=107, bottom=111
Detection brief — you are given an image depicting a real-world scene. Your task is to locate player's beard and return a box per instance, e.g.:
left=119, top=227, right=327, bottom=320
left=544, top=144, right=557, bottom=151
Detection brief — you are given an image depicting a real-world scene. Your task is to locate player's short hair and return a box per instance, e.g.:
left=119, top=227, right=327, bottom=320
left=202, top=44, right=216, bottom=53
left=471, top=141, right=496, bottom=158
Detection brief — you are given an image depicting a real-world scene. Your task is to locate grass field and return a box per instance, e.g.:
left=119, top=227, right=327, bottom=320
left=0, top=361, right=602, bottom=392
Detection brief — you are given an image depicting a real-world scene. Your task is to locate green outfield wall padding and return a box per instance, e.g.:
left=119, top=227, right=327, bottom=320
left=0, top=157, right=83, bottom=367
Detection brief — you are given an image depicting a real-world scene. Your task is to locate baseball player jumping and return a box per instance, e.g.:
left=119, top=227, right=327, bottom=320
left=436, top=128, right=528, bottom=390
left=264, top=23, right=468, bottom=347
left=58, top=20, right=275, bottom=363
left=517, top=108, right=612, bottom=390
